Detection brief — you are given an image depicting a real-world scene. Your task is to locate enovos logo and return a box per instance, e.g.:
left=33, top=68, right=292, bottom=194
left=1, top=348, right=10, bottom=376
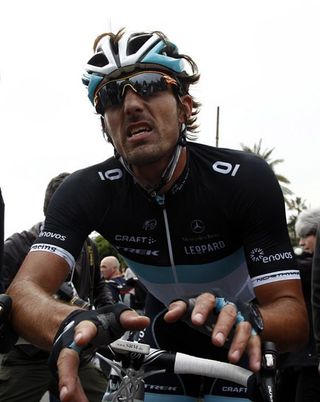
left=250, top=248, right=264, bottom=262
left=250, top=247, right=293, bottom=264
left=39, top=231, right=66, bottom=241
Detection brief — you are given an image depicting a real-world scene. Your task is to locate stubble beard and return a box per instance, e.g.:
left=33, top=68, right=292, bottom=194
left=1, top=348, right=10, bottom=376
left=124, top=143, right=166, bottom=167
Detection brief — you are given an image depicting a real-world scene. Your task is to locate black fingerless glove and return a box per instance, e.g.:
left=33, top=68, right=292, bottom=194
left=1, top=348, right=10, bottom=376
left=48, top=303, right=131, bottom=376
left=176, top=288, right=264, bottom=338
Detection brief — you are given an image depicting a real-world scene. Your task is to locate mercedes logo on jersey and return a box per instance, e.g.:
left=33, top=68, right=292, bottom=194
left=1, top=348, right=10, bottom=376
left=191, top=219, right=205, bottom=234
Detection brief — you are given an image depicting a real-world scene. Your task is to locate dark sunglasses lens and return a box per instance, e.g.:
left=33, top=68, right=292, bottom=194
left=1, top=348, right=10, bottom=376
left=96, top=73, right=174, bottom=111
left=97, top=81, right=122, bottom=109
left=128, top=73, right=168, bottom=97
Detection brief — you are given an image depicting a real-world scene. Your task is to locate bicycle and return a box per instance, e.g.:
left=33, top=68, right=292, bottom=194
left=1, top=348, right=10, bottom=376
left=97, top=335, right=279, bottom=402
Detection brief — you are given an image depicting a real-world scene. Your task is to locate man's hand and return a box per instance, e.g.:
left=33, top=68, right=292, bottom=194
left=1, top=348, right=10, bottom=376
left=164, top=292, right=261, bottom=372
left=56, top=309, right=149, bottom=402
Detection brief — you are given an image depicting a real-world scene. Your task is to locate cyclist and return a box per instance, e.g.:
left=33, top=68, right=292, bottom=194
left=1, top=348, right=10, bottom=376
left=7, top=29, right=308, bottom=402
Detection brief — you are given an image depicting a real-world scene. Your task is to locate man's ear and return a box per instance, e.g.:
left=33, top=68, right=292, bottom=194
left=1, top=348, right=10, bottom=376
left=178, top=94, right=193, bottom=123
left=100, top=116, right=113, bottom=144
left=100, top=115, right=106, bottom=133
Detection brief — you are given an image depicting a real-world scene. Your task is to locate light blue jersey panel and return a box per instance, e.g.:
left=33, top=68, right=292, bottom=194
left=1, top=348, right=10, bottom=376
left=124, top=247, right=255, bottom=306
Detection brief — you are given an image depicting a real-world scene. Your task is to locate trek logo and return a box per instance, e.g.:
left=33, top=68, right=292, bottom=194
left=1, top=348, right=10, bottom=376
left=212, top=161, right=240, bottom=176
left=98, top=168, right=123, bottom=181
left=39, top=231, right=66, bottom=241
left=116, top=246, right=159, bottom=257
left=145, top=385, right=178, bottom=392
left=250, top=248, right=293, bottom=263
left=115, top=234, right=156, bottom=245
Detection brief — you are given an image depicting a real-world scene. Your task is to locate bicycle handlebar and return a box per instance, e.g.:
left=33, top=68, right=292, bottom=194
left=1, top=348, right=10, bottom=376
left=98, top=338, right=278, bottom=402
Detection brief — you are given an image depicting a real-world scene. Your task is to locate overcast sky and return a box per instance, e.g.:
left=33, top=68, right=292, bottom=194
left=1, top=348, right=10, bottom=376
left=1, top=0, right=319, bottom=238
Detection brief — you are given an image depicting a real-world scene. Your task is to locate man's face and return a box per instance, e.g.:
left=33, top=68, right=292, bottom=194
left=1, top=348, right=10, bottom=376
left=102, top=78, right=190, bottom=169
left=100, top=262, right=115, bottom=280
left=299, top=234, right=316, bottom=254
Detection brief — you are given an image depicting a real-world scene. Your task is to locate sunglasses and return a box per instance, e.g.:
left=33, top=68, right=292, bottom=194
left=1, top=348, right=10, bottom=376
left=94, top=71, right=179, bottom=113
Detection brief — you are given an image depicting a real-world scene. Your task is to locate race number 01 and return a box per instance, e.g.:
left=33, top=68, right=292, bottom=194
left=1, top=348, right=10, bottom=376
left=98, top=169, right=123, bottom=181
left=212, top=161, right=240, bottom=176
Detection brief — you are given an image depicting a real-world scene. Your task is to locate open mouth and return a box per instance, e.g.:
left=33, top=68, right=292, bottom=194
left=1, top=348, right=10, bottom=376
left=128, top=126, right=152, bottom=138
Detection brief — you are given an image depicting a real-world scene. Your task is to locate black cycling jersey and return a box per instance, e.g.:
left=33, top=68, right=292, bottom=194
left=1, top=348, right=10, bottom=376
left=33, top=142, right=298, bottom=307
left=31, top=142, right=299, bottom=400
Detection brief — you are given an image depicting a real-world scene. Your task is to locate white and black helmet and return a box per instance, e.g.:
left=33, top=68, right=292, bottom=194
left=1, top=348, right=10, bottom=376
left=82, top=30, right=192, bottom=105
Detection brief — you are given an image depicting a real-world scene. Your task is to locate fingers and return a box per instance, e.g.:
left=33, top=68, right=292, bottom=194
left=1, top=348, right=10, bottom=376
left=56, top=320, right=97, bottom=402
left=165, top=293, right=262, bottom=370
left=74, top=310, right=150, bottom=343
left=119, top=309, right=150, bottom=330
left=164, top=293, right=216, bottom=323
left=212, top=303, right=261, bottom=371
left=226, top=320, right=253, bottom=360
left=56, top=310, right=149, bottom=402
left=189, top=293, right=216, bottom=325
left=57, top=348, right=88, bottom=402
left=164, top=300, right=188, bottom=322
left=73, top=320, right=97, bottom=346
left=211, top=301, right=261, bottom=369
left=246, top=334, right=261, bottom=372
left=211, top=302, right=238, bottom=346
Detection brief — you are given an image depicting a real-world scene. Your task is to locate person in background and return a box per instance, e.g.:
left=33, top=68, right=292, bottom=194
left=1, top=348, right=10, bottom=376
left=0, top=188, right=4, bottom=292
left=296, top=208, right=320, bottom=255
left=100, top=255, right=129, bottom=303
left=100, top=255, right=123, bottom=280
left=0, top=173, right=113, bottom=402
left=278, top=207, right=320, bottom=402
left=124, top=267, right=146, bottom=313
left=7, top=28, right=308, bottom=402
left=0, top=188, right=16, bottom=353
left=312, top=213, right=320, bottom=395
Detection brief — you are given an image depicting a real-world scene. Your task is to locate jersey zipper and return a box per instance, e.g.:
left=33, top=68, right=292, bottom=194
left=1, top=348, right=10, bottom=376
left=154, top=194, right=183, bottom=297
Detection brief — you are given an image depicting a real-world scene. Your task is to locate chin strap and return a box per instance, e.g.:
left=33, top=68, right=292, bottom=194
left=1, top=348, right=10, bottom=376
left=116, top=124, right=187, bottom=196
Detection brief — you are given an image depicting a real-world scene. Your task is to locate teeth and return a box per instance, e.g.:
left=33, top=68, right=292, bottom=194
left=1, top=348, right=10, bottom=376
left=130, top=126, right=151, bottom=136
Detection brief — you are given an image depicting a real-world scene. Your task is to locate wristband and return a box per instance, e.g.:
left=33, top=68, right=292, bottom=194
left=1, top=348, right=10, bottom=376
left=48, top=303, right=131, bottom=376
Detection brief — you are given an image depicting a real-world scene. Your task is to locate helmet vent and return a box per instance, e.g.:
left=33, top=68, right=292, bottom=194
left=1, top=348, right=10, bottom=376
left=127, top=34, right=153, bottom=56
left=88, top=52, right=109, bottom=67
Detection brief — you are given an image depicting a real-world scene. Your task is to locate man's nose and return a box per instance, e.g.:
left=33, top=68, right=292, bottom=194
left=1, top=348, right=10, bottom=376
left=122, top=87, right=144, bottom=113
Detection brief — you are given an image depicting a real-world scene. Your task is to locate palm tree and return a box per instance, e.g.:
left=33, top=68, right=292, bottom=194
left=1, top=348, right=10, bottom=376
left=240, top=138, right=293, bottom=205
